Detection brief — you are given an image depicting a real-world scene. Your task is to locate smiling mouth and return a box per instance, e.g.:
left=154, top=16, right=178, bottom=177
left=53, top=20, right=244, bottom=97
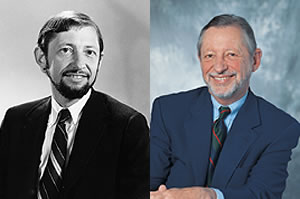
left=210, top=74, right=236, bottom=83
left=214, top=76, right=232, bottom=80
left=65, top=74, right=88, bottom=78
left=63, top=70, right=89, bottom=78
left=62, top=72, right=90, bottom=84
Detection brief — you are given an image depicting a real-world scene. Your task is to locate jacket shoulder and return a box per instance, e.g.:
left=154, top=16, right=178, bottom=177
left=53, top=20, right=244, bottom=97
left=255, top=95, right=299, bottom=127
left=92, top=91, right=143, bottom=120
left=153, top=87, right=208, bottom=109
left=4, top=97, right=50, bottom=119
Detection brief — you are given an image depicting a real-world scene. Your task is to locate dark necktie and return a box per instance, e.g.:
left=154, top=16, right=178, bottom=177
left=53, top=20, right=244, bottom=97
left=39, top=109, right=71, bottom=199
left=206, top=106, right=231, bottom=186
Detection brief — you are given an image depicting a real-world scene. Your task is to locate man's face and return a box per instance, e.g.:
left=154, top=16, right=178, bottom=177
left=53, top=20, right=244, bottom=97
left=46, top=26, right=100, bottom=99
left=199, top=26, right=259, bottom=104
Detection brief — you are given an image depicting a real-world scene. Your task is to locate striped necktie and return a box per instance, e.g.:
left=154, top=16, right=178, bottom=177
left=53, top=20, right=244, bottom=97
left=206, top=106, right=231, bottom=186
left=39, top=109, right=71, bottom=199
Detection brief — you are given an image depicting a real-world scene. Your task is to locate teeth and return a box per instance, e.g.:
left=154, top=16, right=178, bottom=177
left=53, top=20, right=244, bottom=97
left=70, top=75, right=83, bottom=79
left=215, top=77, right=228, bottom=81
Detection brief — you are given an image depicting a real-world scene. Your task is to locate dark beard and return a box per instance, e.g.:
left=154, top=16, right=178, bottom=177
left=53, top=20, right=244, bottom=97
left=44, top=61, right=99, bottom=100
left=46, top=71, right=91, bottom=100
left=55, top=79, right=91, bottom=100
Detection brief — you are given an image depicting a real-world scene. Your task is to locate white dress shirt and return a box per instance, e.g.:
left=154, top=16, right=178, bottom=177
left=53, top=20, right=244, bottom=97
left=38, top=89, right=91, bottom=180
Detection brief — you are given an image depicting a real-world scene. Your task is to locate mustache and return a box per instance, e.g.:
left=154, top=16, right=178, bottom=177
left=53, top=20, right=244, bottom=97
left=62, top=64, right=91, bottom=77
left=62, top=69, right=90, bottom=77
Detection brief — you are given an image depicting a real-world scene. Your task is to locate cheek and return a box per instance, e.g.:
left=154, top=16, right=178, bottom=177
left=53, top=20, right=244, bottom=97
left=229, top=61, right=244, bottom=75
left=239, top=60, right=252, bottom=78
left=89, top=63, right=100, bottom=78
left=49, top=57, right=69, bottom=69
left=200, top=62, right=212, bottom=75
left=48, top=59, right=68, bottom=78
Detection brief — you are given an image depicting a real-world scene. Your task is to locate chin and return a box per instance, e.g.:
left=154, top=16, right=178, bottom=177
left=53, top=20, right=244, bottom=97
left=57, top=81, right=91, bottom=100
left=212, top=91, right=233, bottom=99
left=209, top=84, right=237, bottom=99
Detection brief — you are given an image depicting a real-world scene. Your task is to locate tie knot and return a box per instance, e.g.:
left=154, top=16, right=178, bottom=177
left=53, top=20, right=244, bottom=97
left=218, top=106, right=231, bottom=120
left=58, top=109, right=71, bottom=123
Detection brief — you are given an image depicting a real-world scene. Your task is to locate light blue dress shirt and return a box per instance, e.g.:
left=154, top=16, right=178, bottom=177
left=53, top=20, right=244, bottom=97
left=210, top=91, right=248, bottom=199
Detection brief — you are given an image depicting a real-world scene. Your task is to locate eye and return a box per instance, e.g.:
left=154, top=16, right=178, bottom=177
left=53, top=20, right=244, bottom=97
left=59, top=47, right=73, bottom=55
left=203, top=53, right=214, bottom=60
left=85, top=49, right=97, bottom=57
left=226, top=51, right=240, bottom=58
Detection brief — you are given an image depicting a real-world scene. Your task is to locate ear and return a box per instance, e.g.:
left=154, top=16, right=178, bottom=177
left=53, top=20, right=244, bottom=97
left=251, top=48, right=262, bottom=72
left=97, top=53, right=104, bottom=69
left=34, top=46, right=48, bottom=73
left=197, top=52, right=201, bottom=62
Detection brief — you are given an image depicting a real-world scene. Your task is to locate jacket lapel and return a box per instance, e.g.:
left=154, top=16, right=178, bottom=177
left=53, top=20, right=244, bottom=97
left=21, top=97, right=51, bottom=188
left=64, top=90, right=108, bottom=189
left=183, top=89, right=213, bottom=185
left=212, top=90, right=261, bottom=188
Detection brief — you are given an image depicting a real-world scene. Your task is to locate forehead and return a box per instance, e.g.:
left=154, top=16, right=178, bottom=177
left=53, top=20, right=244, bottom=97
left=201, top=26, right=245, bottom=50
left=49, top=26, right=99, bottom=49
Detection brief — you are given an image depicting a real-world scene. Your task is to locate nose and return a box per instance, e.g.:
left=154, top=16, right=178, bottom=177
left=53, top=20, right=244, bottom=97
left=214, top=55, right=227, bottom=74
left=73, top=51, right=86, bottom=69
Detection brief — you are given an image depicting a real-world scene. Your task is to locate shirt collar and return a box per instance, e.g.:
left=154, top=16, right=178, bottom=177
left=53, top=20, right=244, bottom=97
left=211, top=90, right=248, bottom=117
left=49, top=89, right=92, bottom=126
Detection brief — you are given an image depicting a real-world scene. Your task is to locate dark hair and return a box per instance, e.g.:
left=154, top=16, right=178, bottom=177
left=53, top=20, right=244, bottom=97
left=37, top=11, right=104, bottom=59
left=197, top=14, right=257, bottom=56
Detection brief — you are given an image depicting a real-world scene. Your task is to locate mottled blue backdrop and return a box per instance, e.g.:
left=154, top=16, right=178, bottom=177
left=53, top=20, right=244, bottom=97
left=150, top=0, right=300, bottom=198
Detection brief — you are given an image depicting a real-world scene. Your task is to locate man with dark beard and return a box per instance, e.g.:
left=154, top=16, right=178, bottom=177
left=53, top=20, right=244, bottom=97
left=150, top=14, right=300, bottom=199
left=0, top=11, right=149, bottom=199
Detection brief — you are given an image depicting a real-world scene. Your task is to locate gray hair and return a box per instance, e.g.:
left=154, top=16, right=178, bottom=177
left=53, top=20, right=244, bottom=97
left=197, top=14, right=257, bottom=57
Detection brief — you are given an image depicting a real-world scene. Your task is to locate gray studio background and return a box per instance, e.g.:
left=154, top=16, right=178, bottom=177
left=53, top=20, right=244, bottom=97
left=0, top=0, right=149, bottom=122
left=150, top=0, right=300, bottom=198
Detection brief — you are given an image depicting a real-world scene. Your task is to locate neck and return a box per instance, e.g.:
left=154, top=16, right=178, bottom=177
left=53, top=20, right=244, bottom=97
left=211, top=89, right=248, bottom=106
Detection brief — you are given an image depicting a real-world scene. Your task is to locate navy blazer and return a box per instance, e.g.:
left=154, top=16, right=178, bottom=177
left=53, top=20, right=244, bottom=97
left=150, top=87, right=300, bottom=198
left=0, top=89, right=149, bottom=199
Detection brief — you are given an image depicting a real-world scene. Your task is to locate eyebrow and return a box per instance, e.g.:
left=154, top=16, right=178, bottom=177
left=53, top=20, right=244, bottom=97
left=57, top=43, right=73, bottom=48
left=224, top=48, right=240, bottom=52
left=57, top=43, right=99, bottom=50
left=85, top=45, right=99, bottom=50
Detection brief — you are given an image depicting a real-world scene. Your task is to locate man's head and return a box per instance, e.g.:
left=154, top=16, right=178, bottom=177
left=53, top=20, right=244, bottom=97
left=34, top=11, right=104, bottom=102
left=197, top=14, right=262, bottom=105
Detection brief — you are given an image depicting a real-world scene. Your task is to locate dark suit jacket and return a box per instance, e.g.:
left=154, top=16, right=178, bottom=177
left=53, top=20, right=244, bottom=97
left=150, top=87, right=300, bottom=198
left=0, top=89, right=149, bottom=199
